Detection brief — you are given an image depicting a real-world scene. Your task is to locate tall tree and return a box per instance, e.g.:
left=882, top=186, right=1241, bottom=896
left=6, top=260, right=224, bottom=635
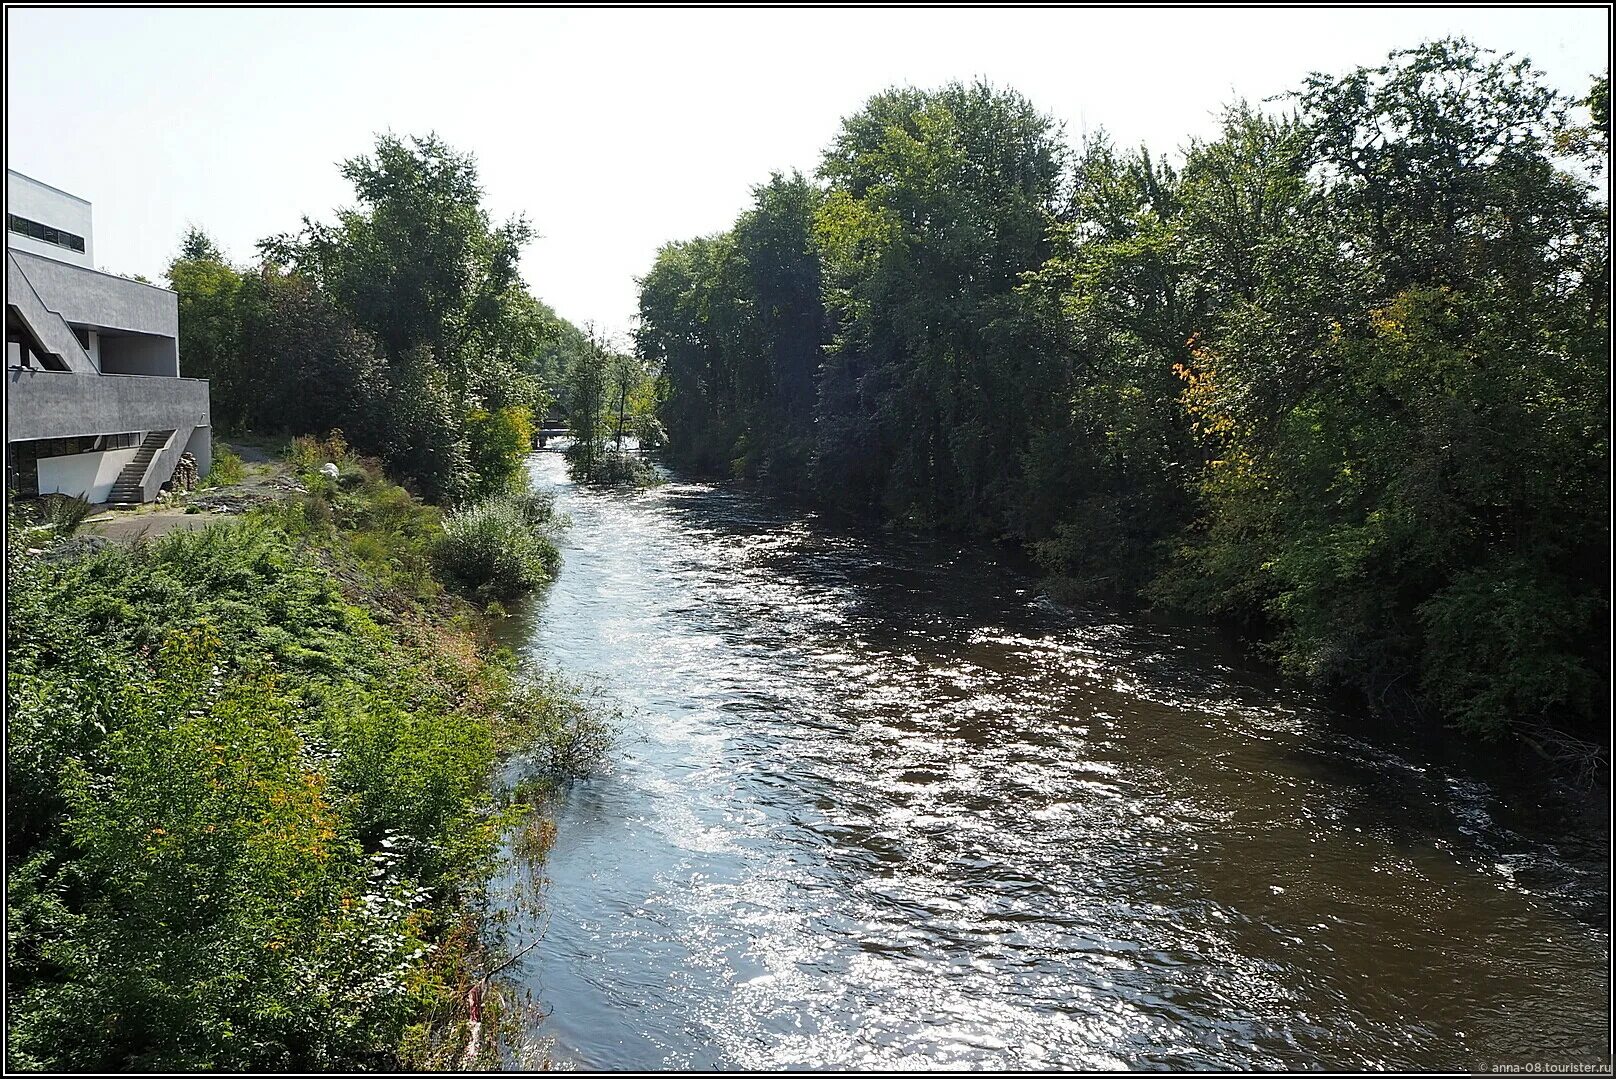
left=166, top=229, right=244, bottom=422
left=636, top=44, right=1609, bottom=747
left=813, top=81, right=1065, bottom=526
left=253, top=133, right=561, bottom=500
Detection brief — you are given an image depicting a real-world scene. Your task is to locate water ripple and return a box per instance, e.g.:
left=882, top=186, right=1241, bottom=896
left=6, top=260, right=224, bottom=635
left=498, top=453, right=1611, bottom=1071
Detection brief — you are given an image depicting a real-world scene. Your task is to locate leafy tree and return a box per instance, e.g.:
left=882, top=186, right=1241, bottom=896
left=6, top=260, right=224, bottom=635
left=463, top=405, right=535, bottom=501
left=562, top=328, right=612, bottom=480
left=1162, top=40, right=1609, bottom=735
left=260, top=134, right=533, bottom=402
left=813, top=81, right=1065, bottom=526
left=166, top=229, right=245, bottom=422
left=636, top=233, right=747, bottom=474
left=1558, top=71, right=1611, bottom=172
left=166, top=134, right=586, bottom=502
left=637, top=44, right=1610, bottom=748
left=1014, top=134, right=1201, bottom=597
left=235, top=267, right=392, bottom=449
left=255, top=133, right=553, bottom=500
left=176, top=225, right=226, bottom=263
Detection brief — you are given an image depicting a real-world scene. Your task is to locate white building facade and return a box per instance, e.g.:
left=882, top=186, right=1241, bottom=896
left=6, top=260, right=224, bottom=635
left=6, top=170, right=211, bottom=504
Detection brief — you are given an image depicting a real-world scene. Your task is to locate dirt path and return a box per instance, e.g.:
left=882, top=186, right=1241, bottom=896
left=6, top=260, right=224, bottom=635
left=82, top=440, right=300, bottom=543
left=87, top=510, right=240, bottom=542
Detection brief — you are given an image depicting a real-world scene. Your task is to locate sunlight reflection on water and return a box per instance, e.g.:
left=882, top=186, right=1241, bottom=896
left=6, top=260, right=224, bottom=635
left=495, top=452, right=1610, bottom=1071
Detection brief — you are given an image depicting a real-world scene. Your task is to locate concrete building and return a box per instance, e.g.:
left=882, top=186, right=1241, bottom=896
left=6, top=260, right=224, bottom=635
left=6, top=170, right=210, bottom=504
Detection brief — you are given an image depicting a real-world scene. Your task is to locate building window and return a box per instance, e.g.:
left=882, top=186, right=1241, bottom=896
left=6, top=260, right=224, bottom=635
left=72, top=326, right=90, bottom=349
left=7, top=213, right=85, bottom=254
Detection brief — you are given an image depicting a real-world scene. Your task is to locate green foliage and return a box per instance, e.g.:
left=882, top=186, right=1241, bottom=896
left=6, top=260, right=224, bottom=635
left=636, top=43, right=1610, bottom=746
left=485, top=665, right=617, bottom=781
left=580, top=449, right=659, bottom=487
left=16, top=634, right=424, bottom=1070
left=1161, top=42, right=1609, bottom=738
left=169, top=133, right=583, bottom=505
left=558, top=329, right=659, bottom=486
left=260, top=133, right=536, bottom=407
left=201, top=444, right=248, bottom=487
left=464, top=405, right=535, bottom=501
left=560, top=329, right=611, bottom=479
left=275, top=433, right=449, bottom=602
left=36, top=492, right=96, bottom=537
left=638, top=172, right=824, bottom=489
left=604, top=352, right=657, bottom=453
left=436, top=486, right=563, bottom=601
left=167, top=229, right=245, bottom=421
left=5, top=455, right=604, bottom=1069
left=813, top=81, right=1066, bottom=527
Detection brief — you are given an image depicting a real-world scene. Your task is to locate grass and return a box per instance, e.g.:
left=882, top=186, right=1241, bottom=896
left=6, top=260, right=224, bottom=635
left=37, top=492, right=96, bottom=535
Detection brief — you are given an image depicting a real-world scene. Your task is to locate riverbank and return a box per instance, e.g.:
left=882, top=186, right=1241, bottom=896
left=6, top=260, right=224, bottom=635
left=5, top=437, right=604, bottom=1070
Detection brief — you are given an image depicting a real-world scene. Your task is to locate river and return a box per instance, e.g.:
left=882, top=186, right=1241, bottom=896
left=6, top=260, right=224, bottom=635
left=494, top=450, right=1610, bottom=1071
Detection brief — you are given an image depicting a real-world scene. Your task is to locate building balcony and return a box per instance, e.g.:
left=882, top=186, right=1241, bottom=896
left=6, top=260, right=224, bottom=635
left=6, top=367, right=209, bottom=443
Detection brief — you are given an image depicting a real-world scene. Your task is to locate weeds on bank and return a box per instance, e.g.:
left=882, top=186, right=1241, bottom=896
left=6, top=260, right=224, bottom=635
left=199, top=444, right=248, bottom=487
left=4, top=435, right=611, bottom=1071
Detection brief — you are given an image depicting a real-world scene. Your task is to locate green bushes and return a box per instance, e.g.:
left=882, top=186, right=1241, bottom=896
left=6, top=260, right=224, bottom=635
left=5, top=531, right=451, bottom=1069
left=10, top=633, right=427, bottom=1071
left=271, top=433, right=447, bottom=602
left=436, top=487, right=563, bottom=601
left=278, top=432, right=563, bottom=606
left=40, top=493, right=95, bottom=536
left=4, top=449, right=607, bottom=1070
left=464, top=406, right=535, bottom=502
left=490, top=665, right=618, bottom=780
left=201, top=444, right=248, bottom=487
left=12, top=493, right=97, bottom=542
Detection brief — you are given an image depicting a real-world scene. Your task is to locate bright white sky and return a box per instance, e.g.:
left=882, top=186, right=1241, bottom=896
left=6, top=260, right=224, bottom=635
left=6, top=7, right=1609, bottom=339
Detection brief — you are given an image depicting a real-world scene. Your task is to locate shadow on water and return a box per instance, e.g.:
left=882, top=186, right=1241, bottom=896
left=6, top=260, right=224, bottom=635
left=495, top=452, right=1611, bottom=1071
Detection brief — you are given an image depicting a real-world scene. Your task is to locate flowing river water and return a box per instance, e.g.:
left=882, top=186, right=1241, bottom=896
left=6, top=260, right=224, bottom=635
left=495, top=451, right=1610, bottom=1071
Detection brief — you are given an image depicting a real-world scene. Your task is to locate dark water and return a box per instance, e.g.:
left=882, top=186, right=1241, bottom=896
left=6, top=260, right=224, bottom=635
left=496, top=451, right=1611, bottom=1071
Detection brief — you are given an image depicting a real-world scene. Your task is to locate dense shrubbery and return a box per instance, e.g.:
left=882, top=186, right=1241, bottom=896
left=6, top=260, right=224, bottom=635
left=588, top=450, right=659, bottom=487
left=437, top=488, right=564, bottom=601
left=637, top=42, right=1610, bottom=746
left=12, top=493, right=97, bottom=540
left=563, top=443, right=659, bottom=487
left=5, top=445, right=608, bottom=1071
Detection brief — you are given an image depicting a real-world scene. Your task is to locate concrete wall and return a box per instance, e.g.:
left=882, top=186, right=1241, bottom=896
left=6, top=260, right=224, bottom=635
left=6, top=252, right=98, bottom=373
left=6, top=171, right=93, bottom=268
left=100, top=333, right=178, bottom=377
left=35, top=445, right=138, bottom=503
left=10, top=250, right=177, bottom=338
left=184, top=424, right=213, bottom=477
left=6, top=368, right=210, bottom=442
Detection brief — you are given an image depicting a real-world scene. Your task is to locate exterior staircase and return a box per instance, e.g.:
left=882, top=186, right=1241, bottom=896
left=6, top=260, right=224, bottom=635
left=106, top=430, right=174, bottom=505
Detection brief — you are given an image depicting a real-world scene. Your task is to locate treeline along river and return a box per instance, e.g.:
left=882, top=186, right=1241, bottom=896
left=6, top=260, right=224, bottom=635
left=495, top=451, right=1610, bottom=1070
